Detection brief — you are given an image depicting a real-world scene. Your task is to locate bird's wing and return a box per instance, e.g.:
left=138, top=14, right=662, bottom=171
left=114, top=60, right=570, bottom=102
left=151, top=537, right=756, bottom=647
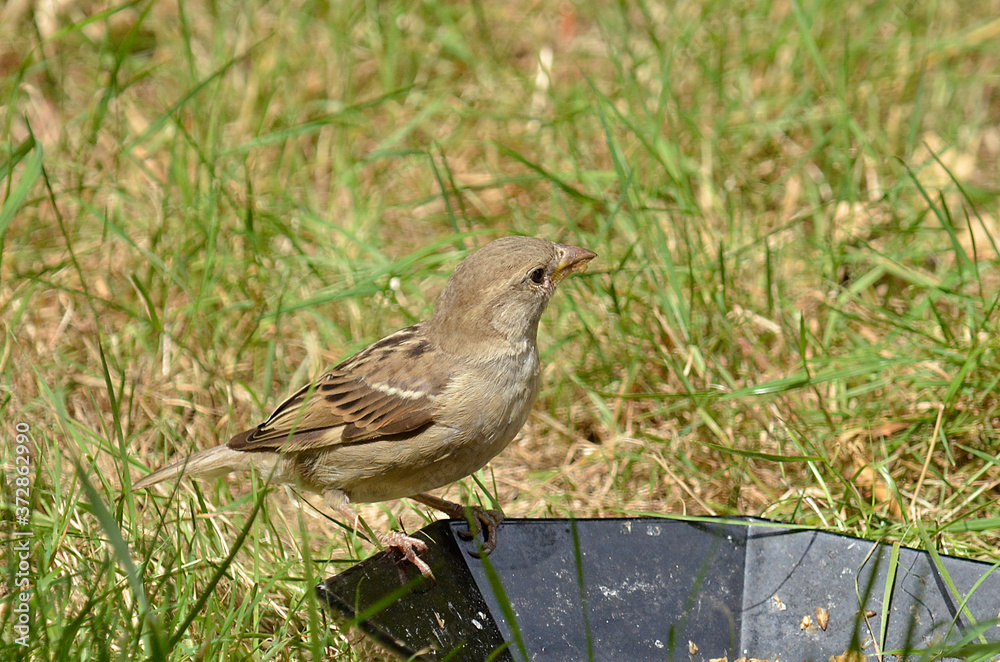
left=228, top=325, right=450, bottom=453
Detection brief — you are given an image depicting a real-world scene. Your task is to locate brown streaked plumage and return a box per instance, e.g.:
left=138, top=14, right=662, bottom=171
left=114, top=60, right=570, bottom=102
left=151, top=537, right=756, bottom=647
left=133, top=236, right=596, bottom=578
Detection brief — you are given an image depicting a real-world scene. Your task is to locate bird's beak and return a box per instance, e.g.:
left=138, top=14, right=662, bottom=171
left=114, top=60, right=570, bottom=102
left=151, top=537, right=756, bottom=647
left=552, top=244, right=597, bottom=285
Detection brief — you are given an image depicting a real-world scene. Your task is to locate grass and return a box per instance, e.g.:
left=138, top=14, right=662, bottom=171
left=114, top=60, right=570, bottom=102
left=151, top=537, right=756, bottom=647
left=2, top=0, right=999, bottom=659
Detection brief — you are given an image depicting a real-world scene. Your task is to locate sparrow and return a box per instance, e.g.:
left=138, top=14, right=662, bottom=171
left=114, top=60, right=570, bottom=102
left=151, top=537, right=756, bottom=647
left=134, top=235, right=596, bottom=578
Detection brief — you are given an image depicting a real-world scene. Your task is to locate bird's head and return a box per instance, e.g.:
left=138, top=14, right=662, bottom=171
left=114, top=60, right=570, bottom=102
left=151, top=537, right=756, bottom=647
left=428, top=236, right=596, bottom=357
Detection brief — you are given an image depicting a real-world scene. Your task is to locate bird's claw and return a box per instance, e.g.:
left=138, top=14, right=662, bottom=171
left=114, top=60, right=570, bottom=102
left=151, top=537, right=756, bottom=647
left=455, top=507, right=504, bottom=558
left=379, top=530, right=434, bottom=580
left=409, top=493, right=505, bottom=558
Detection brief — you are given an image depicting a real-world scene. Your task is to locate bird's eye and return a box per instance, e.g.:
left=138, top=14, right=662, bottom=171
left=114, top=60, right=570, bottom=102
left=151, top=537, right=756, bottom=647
left=527, top=267, right=545, bottom=284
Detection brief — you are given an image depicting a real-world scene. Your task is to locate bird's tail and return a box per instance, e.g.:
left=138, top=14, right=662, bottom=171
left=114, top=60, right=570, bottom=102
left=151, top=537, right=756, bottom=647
left=132, top=445, right=256, bottom=491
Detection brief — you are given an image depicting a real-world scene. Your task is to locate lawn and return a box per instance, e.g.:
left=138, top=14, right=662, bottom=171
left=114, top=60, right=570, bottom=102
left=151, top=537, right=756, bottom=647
left=2, top=1, right=999, bottom=660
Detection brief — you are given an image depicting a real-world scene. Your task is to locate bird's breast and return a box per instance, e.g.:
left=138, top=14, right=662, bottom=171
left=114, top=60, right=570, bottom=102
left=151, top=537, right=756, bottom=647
left=438, top=346, right=540, bottom=463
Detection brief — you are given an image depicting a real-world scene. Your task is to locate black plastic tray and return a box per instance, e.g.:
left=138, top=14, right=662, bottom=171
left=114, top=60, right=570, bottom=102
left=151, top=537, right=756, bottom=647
left=316, top=517, right=1000, bottom=661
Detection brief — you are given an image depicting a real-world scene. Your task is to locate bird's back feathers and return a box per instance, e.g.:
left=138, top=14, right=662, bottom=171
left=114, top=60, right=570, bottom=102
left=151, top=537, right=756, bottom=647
left=227, top=324, right=450, bottom=453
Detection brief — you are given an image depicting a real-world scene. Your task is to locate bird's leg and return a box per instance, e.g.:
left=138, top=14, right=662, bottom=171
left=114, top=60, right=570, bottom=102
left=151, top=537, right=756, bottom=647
left=324, top=490, right=432, bottom=579
left=410, top=492, right=504, bottom=557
